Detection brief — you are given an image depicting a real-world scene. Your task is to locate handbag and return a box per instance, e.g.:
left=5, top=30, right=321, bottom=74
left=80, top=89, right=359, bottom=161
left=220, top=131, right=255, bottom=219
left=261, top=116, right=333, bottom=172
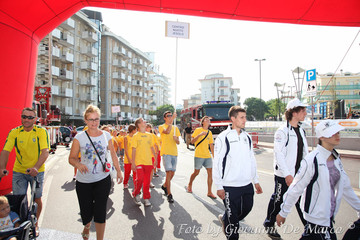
left=85, top=131, right=117, bottom=178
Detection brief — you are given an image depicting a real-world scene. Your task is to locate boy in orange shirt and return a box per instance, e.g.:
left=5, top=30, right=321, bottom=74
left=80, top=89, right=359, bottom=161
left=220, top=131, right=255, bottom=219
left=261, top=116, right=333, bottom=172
left=132, top=118, right=156, bottom=207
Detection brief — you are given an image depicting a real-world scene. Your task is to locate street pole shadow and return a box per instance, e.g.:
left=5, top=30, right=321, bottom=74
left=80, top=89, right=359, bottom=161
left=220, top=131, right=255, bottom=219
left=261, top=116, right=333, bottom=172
left=169, top=202, right=202, bottom=240
left=131, top=207, right=165, bottom=240
left=106, top=196, right=115, bottom=220
left=60, top=180, right=76, bottom=191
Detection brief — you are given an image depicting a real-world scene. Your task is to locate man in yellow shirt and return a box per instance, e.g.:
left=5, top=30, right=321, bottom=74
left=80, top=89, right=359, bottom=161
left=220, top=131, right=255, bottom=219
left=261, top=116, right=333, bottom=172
left=0, top=107, right=50, bottom=225
left=159, top=111, right=180, bottom=203
left=131, top=118, right=156, bottom=207
left=186, top=116, right=216, bottom=199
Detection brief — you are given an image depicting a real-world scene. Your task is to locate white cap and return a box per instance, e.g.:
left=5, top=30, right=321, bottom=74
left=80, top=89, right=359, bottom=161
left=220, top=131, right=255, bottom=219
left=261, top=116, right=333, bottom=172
left=315, top=120, right=345, bottom=138
left=286, top=98, right=308, bottom=110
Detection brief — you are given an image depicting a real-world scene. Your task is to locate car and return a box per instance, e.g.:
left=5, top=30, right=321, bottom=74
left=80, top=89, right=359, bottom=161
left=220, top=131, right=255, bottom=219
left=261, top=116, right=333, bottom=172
left=59, top=126, right=72, bottom=145
left=76, top=126, right=85, bottom=132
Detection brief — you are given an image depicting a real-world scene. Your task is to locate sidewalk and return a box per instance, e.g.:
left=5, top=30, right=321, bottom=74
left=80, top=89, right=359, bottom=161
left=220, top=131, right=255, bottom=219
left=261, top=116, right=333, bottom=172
left=258, top=141, right=360, bottom=159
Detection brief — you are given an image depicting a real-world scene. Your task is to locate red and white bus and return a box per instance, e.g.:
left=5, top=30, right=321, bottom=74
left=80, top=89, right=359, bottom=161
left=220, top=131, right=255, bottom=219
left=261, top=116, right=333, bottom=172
left=180, top=101, right=234, bottom=136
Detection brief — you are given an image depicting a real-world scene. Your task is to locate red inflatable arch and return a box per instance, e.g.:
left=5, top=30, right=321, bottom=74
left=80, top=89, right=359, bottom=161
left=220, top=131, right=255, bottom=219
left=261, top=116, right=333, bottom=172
left=0, top=0, right=359, bottom=194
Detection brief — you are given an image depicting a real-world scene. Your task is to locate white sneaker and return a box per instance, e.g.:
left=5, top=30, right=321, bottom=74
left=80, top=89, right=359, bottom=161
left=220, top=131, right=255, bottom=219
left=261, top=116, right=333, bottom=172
left=134, top=195, right=141, bottom=206
left=144, top=199, right=151, bottom=207
left=150, top=183, right=155, bottom=188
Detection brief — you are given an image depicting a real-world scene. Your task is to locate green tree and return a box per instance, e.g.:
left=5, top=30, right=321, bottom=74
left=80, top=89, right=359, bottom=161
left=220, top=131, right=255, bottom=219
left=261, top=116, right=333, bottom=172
left=243, top=97, right=268, bottom=121
left=265, top=98, right=286, bottom=121
left=149, top=104, right=175, bottom=126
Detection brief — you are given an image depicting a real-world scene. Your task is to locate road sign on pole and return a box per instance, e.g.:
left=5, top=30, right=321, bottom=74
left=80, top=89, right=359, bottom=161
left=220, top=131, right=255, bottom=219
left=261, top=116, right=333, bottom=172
left=306, top=69, right=317, bottom=96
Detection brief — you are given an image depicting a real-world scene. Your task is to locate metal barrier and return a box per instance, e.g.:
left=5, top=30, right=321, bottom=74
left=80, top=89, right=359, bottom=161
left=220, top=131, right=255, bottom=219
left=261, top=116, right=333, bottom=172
left=249, top=132, right=259, bottom=149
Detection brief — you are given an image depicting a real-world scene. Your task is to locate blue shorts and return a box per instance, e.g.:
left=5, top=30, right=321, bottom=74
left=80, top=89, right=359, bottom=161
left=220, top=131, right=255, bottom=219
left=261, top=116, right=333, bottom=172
left=12, top=171, right=44, bottom=199
left=194, top=157, right=212, bottom=169
left=163, top=155, right=177, bottom=172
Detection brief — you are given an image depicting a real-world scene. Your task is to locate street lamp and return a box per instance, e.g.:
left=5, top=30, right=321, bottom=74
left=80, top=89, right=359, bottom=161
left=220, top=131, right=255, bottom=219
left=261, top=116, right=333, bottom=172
left=274, top=82, right=285, bottom=121
left=292, top=67, right=305, bottom=100
left=255, top=59, right=266, bottom=100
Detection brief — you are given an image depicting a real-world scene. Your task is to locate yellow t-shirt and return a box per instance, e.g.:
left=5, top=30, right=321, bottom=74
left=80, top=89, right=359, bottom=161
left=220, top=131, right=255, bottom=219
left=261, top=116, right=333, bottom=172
left=131, top=132, right=154, bottom=166
left=3, top=125, right=50, bottom=173
left=159, top=124, right=180, bottom=156
left=192, top=127, right=214, bottom=158
left=116, top=135, right=124, bottom=149
left=124, top=135, right=133, bottom=164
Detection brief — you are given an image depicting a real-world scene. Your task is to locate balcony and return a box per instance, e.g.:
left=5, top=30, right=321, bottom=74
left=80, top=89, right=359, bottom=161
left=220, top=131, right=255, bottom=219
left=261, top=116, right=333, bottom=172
left=132, top=103, right=142, bottom=108
left=317, top=94, right=360, bottom=100
left=317, top=84, right=360, bottom=91
left=132, top=92, right=143, bottom=97
left=128, top=88, right=132, bottom=94
left=112, top=72, right=120, bottom=79
left=132, top=58, right=143, bottom=65
left=121, top=99, right=126, bottom=105
left=38, top=45, right=49, bottom=56
left=132, top=80, right=142, bottom=86
left=127, top=76, right=132, bottom=82
left=62, top=52, right=74, bottom=63
left=60, top=33, right=74, bottom=46
left=111, top=86, right=119, bottom=92
left=219, top=84, right=229, bottom=88
left=113, top=47, right=126, bottom=56
left=112, top=99, right=119, bottom=104
left=127, top=100, right=131, bottom=106
left=60, top=88, right=73, bottom=98
left=132, top=69, right=143, bottom=76
left=80, top=62, right=97, bottom=72
left=51, top=86, right=59, bottom=95
left=80, top=77, right=97, bottom=86
left=64, top=106, right=73, bottom=115
left=61, top=18, right=75, bottom=30
left=128, top=64, right=132, bottom=70
left=81, top=46, right=97, bottom=57
left=120, top=86, right=126, bottom=93
left=82, top=31, right=98, bottom=42
left=120, top=112, right=125, bottom=118
left=51, top=66, right=60, bottom=76
left=120, top=73, right=126, bottom=80
left=59, top=69, right=73, bottom=80
left=52, top=47, right=60, bottom=58
left=52, top=29, right=61, bottom=39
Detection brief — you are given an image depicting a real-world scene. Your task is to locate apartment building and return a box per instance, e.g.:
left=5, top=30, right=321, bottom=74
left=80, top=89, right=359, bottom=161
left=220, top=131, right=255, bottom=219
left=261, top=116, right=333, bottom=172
left=315, top=71, right=360, bottom=118
left=199, top=73, right=240, bottom=105
left=36, top=10, right=101, bottom=125
left=100, top=27, right=152, bottom=122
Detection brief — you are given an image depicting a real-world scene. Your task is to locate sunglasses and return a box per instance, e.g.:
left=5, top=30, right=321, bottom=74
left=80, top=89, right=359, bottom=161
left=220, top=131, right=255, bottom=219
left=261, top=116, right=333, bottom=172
left=166, top=115, right=172, bottom=118
left=21, top=115, right=36, bottom=120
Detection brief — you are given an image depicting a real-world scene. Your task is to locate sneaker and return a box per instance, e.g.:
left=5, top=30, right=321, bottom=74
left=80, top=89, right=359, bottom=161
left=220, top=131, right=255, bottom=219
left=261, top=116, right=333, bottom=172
left=150, top=183, right=155, bottom=188
left=161, top=185, right=168, bottom=195
left=218, top=214, right=226, bottom=236
left=167, top=194, right=174, bottom=203
left=124, top=184, right=129, bottom=189
left=144, top=199, right=151, bottom=207
left=264, top=226, right=281, bottom=239
left=133, top=195, right=141, bottom=206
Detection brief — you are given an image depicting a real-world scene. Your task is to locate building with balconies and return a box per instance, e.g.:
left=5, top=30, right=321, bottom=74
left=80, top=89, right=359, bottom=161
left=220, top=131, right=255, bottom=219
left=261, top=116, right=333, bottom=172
left=100, top=26, right=152, bottom=122
left=199, top=73, right=240, bottom=105
left=35, top=10, right=102, bottom=125
left=315, top=71, right=360, bottom=119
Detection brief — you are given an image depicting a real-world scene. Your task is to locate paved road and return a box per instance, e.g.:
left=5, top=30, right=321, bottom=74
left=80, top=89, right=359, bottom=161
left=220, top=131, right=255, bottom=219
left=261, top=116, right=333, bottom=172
left=37, top=141, right=360, bottom=240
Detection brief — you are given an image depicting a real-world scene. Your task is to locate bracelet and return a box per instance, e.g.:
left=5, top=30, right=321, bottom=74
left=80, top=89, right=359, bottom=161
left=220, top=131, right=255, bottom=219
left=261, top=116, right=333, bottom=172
left=33, top=168, right=38, bottom=172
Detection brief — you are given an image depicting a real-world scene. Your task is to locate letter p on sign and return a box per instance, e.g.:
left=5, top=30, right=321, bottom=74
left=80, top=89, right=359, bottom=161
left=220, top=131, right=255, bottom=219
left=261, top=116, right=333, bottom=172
left=306, top=69, right=316, bottom=81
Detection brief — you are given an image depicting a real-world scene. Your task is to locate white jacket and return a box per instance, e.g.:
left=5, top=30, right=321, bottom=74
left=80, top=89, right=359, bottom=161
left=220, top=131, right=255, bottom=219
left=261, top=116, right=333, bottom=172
left=273, top=122, right=309, bottom=178
left=279, top=145, right=360, bottom=227
left=213, top=125, right=259, bottom=190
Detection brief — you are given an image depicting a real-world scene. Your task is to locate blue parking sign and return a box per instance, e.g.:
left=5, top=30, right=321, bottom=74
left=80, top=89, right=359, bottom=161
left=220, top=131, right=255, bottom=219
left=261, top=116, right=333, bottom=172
left=306, top=69, right=316, bottom=81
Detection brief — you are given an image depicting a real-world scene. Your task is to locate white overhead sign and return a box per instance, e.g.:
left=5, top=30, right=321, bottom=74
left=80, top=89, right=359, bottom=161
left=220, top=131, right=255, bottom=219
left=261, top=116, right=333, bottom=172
left=111, top=106, right=120, bottom=113
left=165, top=21, right=190, bottom=39
left=306, top=69, right=317, bottom=96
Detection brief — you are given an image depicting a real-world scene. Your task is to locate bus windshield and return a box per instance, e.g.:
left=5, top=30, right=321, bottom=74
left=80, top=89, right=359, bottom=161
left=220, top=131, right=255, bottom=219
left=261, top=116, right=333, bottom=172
left=203, top=106, right=231, bottom=121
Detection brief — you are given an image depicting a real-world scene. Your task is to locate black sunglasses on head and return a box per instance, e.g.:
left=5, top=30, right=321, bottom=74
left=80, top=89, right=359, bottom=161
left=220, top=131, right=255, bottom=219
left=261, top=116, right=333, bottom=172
left=21, top=115, right=35, bottom=120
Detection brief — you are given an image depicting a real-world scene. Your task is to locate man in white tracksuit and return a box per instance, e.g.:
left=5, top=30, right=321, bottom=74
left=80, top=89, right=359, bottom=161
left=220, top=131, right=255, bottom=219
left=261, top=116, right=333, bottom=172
left=264, top=98, right=309, bottom=239
left=213, top=106, right=263, bottom=240
left=276, top=120, right=360, bottom=239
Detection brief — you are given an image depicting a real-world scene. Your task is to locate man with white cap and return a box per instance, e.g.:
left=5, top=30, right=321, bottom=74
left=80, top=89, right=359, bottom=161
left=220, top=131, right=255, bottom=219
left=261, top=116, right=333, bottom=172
left=264, top=98, right=309, bottom=238
left=276, top=120, right=360, bottom=239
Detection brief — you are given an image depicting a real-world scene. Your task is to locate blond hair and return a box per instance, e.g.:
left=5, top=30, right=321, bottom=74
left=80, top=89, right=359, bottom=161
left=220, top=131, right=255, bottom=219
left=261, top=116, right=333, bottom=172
left=83, top=105, right=101, bottom=120
left=0, top=196, right=9, bottom=205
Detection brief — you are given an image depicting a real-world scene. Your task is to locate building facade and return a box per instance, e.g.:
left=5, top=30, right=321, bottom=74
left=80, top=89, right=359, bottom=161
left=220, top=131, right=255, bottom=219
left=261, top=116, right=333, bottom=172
left=36, top=10, right=101, bottom=125
left=100, top=27, right=151, bottom=122
left=199, top=73, right=240, bottom=105
left=315, top=71, right=360, bottom=118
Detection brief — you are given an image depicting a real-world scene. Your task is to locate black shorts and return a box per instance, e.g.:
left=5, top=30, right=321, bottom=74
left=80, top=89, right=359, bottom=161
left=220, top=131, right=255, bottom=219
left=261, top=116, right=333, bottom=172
left=76, top=175, right=111, bottom=224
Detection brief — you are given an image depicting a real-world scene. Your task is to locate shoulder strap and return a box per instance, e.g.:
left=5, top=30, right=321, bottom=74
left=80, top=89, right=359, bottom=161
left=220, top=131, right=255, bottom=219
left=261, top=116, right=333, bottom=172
left=85, top=131, right=106, bottom=171
left=195, top=130, right=209, bottom=148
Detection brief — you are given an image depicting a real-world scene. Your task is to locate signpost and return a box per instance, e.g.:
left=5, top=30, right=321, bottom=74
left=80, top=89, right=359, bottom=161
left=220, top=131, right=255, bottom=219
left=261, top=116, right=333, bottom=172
left=111, top=105, right=121, bottom=126
left=165, top=20, right=190, bottom=135
left=306, top=69, right=317, bottom=149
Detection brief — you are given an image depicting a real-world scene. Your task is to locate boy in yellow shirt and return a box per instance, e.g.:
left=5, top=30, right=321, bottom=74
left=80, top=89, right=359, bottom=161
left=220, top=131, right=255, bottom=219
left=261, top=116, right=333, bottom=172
left=159, top=111, right=180, bottom=203
left=131, top=118, right=156, bottom=207
left=186, top=116, right=216, bottom=199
